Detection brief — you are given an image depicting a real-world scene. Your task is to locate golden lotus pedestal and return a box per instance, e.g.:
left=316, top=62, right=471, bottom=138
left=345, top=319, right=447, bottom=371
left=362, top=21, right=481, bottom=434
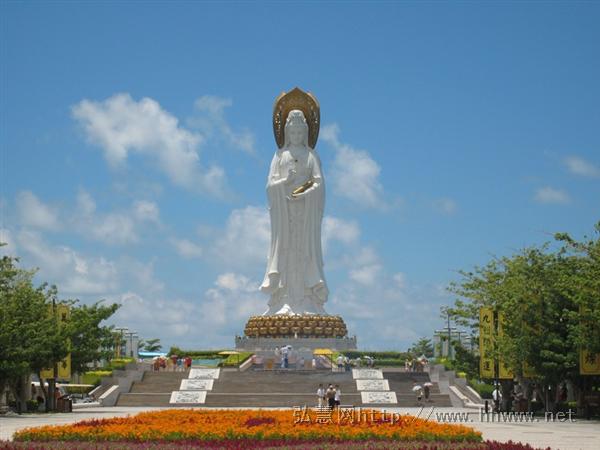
left=235, top=314, right=357, bottom=351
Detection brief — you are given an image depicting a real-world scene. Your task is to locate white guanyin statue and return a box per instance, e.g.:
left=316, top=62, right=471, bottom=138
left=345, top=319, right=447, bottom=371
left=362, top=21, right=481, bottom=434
left=260, top=89, right=328, bottom=315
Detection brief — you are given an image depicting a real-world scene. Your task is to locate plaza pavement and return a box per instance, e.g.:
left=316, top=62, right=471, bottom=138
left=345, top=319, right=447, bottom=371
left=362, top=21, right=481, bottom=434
left=0, top=405, right=598, bottom=449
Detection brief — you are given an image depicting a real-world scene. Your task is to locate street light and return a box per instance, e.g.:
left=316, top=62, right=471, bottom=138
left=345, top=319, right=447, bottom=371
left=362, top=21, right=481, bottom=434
left=114, top=327, right=128, bottom=359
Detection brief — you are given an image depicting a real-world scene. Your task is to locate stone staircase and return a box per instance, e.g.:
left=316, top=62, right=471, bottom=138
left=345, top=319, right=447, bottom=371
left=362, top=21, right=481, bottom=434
left=385, top=371, right=452, bottom=407
left=206, top=369, right=357, bottom=407
left=117, top=371, right=189, bottom=407
left=116, top=368, right=452, bottom=407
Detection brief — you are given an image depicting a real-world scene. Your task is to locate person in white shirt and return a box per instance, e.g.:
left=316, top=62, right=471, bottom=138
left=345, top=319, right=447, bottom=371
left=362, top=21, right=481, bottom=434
left=336, top=355, right=344, bottom=371
left=334, top=384, right=341, bottom=406
left=316, top=384, right=325, bottom=408
left=492, top=386, right=502, bottom=412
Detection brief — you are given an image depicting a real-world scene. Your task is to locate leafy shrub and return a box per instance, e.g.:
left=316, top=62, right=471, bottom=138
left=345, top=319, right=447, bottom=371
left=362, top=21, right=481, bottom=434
left=26, top=399, right=39, bottom=412
left=63, top=385, right=94, bottom=395
left=469, top=379, right=494, bottom=399
left=81, top=370, right=112, bottom=386
left=220, top=352, right=253, bottom=367
left=107, top=358, right=133, bottom=370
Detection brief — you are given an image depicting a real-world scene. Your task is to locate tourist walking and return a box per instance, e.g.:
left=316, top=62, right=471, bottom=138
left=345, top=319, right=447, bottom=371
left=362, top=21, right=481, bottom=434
left=423, top=382, right=432, bottom=401
left=326, top=384, right=336, bottom=409
left=412, top=382, right=423, bottom=402
left=316, top=384, right=325, bottom=408
left=492, top=385, right=502, bottom=412
left=282, top=345, right=289, bottom=368
left=334, top=384, right=341, bottom=407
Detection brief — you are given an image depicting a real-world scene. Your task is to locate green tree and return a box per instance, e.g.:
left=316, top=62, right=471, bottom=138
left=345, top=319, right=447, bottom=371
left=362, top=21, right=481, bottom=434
left=142, top=338, right=162, bottom=352
left=445, top=222, right=600, bottom=412
left=0, top=253, right=68, bottom=412
left=68, top=302, right=121, bottom=373
left=409, top=338, right=434, bottom=358
left=0, top=249, right=120, bottom=412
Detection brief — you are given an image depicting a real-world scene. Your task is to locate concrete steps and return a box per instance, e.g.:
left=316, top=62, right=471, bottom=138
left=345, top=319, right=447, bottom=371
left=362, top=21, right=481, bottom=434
left=129, top=371, right=189, bottom=393
left=115, top=368, right=452, bottom=407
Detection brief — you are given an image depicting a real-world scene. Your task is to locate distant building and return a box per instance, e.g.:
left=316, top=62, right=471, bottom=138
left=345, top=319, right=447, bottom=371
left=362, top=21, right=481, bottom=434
left=433, top=328, right=473, bottom=359
left=114, top=327, right=139, bottom=358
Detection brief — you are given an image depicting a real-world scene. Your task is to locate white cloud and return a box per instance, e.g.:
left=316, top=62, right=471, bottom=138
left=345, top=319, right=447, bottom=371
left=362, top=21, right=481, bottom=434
left=72, top=93, right=229, bottom=198
left=212, top=206, right=270, bottom=267
left=349, top=263, right=382, bottom=286
left=112, top=292, right=197, bottom=339
left=330, top=266, right=450, bottom=349
left=10, top=224, right=168, bottom=300
left=117, top=257, right=165, bottom=295
left=0, top=228, right=17, bottom=256
left=73, top=190, right=159, bottom=245
left=133, top=200, right=160, bottom=223
left=110, top=271, right=263, bottom=347
left=16, top=191, right=60, bottom=231
left=323, top=216, right=360, bottom=247
left=76, top=190, right=96, bottom=215
left=203, top=272, right=264, bottom=327
left=393, top=272, right=407, bottom=290
left=321, top=123, right=386, bottom=209
left=110, top=270, right=265, bottom=348
left=564, top=155, right=600, bottom=178
left=534, top=186, right=571, bottom=204
left=215, top=272, right=256, bottom=292
left=15, top=229, right=119, bottom=295
left=433, top=197, right=457, bottom=215
left=192, top=95, right=256, bottom=154
left=169, top=237, right=203, bottom=259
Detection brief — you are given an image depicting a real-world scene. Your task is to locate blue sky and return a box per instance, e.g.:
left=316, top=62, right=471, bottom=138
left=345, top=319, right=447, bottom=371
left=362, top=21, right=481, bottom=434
left=1, top=2, right=599, bottom=350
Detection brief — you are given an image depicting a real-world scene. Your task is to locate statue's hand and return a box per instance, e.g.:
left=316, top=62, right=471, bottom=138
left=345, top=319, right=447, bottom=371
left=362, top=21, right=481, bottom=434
left=291, top=182, right=317, bottom=199
left=284, top=169, right=296, bottom=185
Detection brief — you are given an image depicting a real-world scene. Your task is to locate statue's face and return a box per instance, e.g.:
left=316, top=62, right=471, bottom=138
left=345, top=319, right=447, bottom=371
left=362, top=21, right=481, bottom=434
left=287, top=126, right=305, bottom=146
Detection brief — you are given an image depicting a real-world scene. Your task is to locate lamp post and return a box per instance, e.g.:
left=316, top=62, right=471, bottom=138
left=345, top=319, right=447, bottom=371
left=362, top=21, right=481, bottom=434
left=114, top=327, right=128, bottom=359
left=129, top=332, right=138, bottom=358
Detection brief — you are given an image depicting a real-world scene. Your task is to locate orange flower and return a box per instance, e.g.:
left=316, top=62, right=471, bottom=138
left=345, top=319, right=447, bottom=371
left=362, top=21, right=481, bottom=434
left=14, top=409, right=482, bottom=443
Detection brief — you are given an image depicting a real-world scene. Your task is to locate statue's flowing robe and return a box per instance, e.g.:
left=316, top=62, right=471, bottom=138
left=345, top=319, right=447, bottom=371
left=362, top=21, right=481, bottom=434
left=260, top=147, right=328, bottom=315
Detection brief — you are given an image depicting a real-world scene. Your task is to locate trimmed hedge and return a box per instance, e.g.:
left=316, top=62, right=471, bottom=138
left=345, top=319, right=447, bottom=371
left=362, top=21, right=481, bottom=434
left=81, top=370, right=112, bottom=386
left=167, top=347, right=227, bottom=359
left=221, top=352, right=253, bottom=367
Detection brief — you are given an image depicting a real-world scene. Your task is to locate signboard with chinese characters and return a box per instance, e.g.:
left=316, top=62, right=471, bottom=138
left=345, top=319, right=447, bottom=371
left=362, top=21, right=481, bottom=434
left=360, top=391, right=397, bottom=404
left=356, top=379, right=389, bottom=391
left=580, top=349, right=600, bottom=375
left=40, top=304, right=71, bottom=380
left=169, top=391, right=207, bottom=404
left=479, top=307, right=495, bottom=378
left=180, top=379, right=214, bottom=390
left=352, top=369, right=383, bottom=379
left=188, top=368, right=220, bottom=379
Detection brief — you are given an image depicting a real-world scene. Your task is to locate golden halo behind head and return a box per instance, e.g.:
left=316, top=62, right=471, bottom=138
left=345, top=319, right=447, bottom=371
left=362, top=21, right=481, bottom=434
left=273, top=87, right=320, bottom=149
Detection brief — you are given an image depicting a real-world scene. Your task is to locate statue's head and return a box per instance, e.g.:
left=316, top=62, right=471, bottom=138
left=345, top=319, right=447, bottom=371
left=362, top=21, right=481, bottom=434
left=284, top=109, right=309, bottom=147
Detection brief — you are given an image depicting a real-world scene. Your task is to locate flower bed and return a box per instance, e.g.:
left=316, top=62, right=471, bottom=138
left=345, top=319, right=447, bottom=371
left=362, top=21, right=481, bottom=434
left=1, top=439, right=551, bottom=449
left=13, top=409, right=481, bottom=443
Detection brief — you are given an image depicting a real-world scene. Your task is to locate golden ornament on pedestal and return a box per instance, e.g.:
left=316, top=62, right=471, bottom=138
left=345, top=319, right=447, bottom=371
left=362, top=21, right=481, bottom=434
left=243, top=315, right=348, bottom=339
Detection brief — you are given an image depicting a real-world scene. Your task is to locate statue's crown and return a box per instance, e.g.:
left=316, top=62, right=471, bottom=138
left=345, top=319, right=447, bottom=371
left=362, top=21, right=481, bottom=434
left=273, top=87, right=320, bottom=149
